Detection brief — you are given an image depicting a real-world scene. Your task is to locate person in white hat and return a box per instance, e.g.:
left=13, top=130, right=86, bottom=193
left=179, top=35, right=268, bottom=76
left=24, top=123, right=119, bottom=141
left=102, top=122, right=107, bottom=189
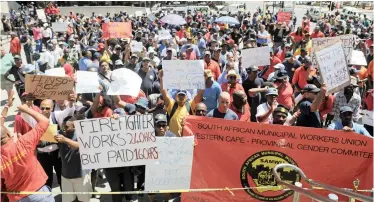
left=147, top=48, right=160, bottom=67
left=42, top=23, right=52, bottom=50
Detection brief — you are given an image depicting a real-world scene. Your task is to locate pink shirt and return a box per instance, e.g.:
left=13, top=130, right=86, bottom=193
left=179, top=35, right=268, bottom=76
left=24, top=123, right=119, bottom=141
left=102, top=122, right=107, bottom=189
left=276, top=82, right=294, bottom=110
left=32, top=27, right=42, bottom=40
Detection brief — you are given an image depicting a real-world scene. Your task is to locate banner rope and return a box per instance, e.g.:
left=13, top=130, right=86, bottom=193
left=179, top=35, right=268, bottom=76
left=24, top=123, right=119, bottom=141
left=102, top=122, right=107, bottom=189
left=2, top=186, right=373, bottom=195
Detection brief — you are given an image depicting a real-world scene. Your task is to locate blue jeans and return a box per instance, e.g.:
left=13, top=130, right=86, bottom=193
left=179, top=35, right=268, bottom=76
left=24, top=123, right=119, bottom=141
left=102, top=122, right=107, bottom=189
left=35, top=39, right=42, bottom=53
left=18, top=185, right=54, bottom=202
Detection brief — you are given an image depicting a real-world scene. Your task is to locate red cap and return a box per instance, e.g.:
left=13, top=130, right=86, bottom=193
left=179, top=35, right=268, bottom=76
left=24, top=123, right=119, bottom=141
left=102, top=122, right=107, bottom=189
left=97, top=43, right=105, bottom=51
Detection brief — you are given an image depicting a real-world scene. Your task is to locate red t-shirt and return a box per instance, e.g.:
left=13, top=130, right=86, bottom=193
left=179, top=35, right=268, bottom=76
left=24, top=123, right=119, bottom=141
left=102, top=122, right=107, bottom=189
left=1, top=121, right=49, bottom=202
left=310, top=31, right=324, bottom=39
left=14, top=106, right=41, bottom=135
left=230, top=104, right=251, bottom=121
left=93, top=106, right=113, bottom=118
left=263, top=56, right=281, bottom=81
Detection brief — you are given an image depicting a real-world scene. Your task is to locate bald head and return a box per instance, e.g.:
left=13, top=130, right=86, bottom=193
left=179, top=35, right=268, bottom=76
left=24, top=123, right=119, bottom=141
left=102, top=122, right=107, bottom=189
left=233, top=90, right=246, bottom=100
left=218, top=92, right=231, bottom=113
left=40, top=99, right=53, bottom=118
left=219, top=92, right=231, bottom=101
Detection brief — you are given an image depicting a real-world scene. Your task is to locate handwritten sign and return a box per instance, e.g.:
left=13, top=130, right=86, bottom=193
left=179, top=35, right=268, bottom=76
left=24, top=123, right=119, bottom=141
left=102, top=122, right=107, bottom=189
left=350, top=50, right=367, bottom=66
left=51, top=22, right=68, bottom=32
left=277, top=12, right=291, bottom=23
left=241, top=46, right=270, bottom=68
left=145, top=136, right=194, bottom=191
left=362, top=110, right=373, bottom=126
left=40, top=124, right=58, bottom=143
left=312, top=35, right=355, bottom=66
left=45, top=68, right=65, bottom=77
left=158, top=30, right=172, bottom=41
left=107, top=68, right=142, bottom=96
left=36, top=9, right=46, bottom=21
left=131, top=41, right=144, bottom=53
left=76, top=71, right=100, bottom=93
left=315, top=42, right=350, bottom=93
left=162, top=60, right=205, bottom=90
left=25, top=74, right=75, bottom=100
left=74, top=115, right=157, bottom=169
left=102, top=22, right=132, bottom=40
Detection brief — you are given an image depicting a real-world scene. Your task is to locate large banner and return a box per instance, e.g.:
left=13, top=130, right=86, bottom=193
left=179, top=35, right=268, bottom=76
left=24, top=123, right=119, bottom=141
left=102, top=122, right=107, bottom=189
left=182, top=116, right=373, bottom=202
left=74, top=115, right=157, bottom=169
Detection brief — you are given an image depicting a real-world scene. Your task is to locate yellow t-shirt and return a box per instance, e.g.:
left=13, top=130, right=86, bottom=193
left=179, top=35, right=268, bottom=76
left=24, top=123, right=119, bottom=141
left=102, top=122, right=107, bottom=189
left=100, top=50, right=111, bottom=63
left=166, top=99, right=195, bottom=135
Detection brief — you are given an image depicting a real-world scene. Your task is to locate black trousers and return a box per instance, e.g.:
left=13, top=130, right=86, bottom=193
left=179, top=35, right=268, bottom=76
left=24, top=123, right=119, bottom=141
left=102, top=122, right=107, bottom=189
left=37, top=150, right=62, bottom=189
left=104, top=167, right=134, bottom=201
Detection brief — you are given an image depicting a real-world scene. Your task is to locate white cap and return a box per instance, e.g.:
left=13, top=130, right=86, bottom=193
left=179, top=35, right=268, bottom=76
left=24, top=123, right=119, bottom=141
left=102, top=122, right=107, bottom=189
left=274, top=63, right=285, bottom=70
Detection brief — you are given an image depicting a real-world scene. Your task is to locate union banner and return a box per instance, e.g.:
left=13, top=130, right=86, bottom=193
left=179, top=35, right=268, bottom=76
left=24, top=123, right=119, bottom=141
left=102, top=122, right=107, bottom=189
left=181, top=116, right=373, bottom=202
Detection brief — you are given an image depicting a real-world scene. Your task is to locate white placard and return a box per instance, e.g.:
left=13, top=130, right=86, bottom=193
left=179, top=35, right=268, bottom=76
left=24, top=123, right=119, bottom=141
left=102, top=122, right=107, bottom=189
left=107, top=68, right=142, bottom=96
left=158, top=30, right=172, bottom=41
left=36, top=9, right=47, bottom=21
left=145, top=136, right=194, bottom=191
left=45, top=68, right=65, bottom=77
left=362, top=110, right=373, bottom=126
left=241, top=46, right=270, bottom=68
left=135, top=11, right=143, bottom=17
left=315, top=42, right=350, bottom=94
left=131, top=41, right=144, bottom=53
left=74, top=115, right=157, bottom=169
left=162, top=60, right=205, bottom=90
left=312, top=35, right=355, bottom=67
left=76, top=71, right=100, bottom=93
left=350, top=50, right=367, bottom=66
left=52, top=22, right=68, bottom=32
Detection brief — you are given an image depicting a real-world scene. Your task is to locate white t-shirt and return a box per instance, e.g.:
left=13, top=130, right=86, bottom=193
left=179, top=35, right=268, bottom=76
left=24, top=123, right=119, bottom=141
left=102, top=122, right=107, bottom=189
left=256, top=102, right=292, bottom=123
left=42, top=27, right=52, bottom=38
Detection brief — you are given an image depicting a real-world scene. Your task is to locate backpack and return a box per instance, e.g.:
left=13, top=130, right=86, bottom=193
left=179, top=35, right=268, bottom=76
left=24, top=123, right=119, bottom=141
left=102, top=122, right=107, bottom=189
left=167, top=101, right=192, bottom=123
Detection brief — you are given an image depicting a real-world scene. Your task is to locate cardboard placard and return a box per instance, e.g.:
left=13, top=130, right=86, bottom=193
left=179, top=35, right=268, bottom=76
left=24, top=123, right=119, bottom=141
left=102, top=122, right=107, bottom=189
left=315, top=42, right=350, bottom=93
left=350, top=50, right=368, bottom=66
left=277, top=12, right=291, bottom=23
left=102, top=22, right=132, bottom=40
left=25, top=74, right=75, bottom=100
left=40, top=124, right=58, bottom=143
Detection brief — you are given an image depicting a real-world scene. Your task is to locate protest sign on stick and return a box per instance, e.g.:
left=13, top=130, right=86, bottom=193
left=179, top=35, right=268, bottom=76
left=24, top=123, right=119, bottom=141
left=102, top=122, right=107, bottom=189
left=51, top=22, right=68, bottom=32
left=74, top=115, right=158, bottom=170
left=102, top=22, right=132, bottom=40
left=145, top=136, right=194, bottom=191
left=76, top=71, right=100, bottom=93
left=36, top=9, right=47, bottom=21
left=350, top=50, right=367, bottom=66
left=107, top=68, right=142, bottom=96
left=25, top=74, right=75, bottom=100
left=131, top=41, right=144, bottom=53
left=277, top=12, right=291, bottom=23
left=311, top=35, right=354, bottom=67
left=158, top=30, right=172, bottom=41
left=241, top=46, right=270, bottom=68
left=315, top=42, right=350, bottom=94
left=162, top=60, right=205, bottom=90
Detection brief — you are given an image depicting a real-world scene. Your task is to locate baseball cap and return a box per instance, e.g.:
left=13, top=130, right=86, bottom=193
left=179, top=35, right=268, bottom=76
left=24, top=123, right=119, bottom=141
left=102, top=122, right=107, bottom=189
left=273, top=69, right=288, bottom=80
left=135, top=97, right=149, bottom=110
left=285, top=51, right=293, bottom=59
left=114, top=60, right=124, bottom=66
left=97, top=43, right=105, bottom=51
left=176, top=90, right=187, bottom=96
left=266, top=88, right=278, bottom=96
left=154, top=113, right=167, bottom=124
left=339, top=106, right=353, bottom=114
left=247, top=65, right=259, bottom=72
left=142, top=57, right=151, bottom=61
left=285, top=43, right=291, bottom=48
left=204, top=51, right=211, bottom=56
left=274, top=105, right=289, bottom=115
left=131, top=54, right=139, bottom=59
left=13, top=55, right=21, bottom=60
left=113, top=108, right=126, bottom=117
left=274, top=63, right=285, bottom=70
left=302, top=84, right=320, bottom=93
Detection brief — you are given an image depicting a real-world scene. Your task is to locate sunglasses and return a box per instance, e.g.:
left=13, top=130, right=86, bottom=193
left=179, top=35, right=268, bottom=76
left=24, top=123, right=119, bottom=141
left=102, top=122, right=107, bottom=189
left=228, top=76, right=237, bottom=80
left=195, top=109, right=207, bottom=114
left=156, top=124, right=167, bottom=128
left=41, top=107, right=51, bottom=111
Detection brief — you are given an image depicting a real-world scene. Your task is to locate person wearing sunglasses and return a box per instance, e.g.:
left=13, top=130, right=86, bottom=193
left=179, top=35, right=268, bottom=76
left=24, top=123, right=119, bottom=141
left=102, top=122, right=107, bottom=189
left=220, top=70, right=245, bottom=102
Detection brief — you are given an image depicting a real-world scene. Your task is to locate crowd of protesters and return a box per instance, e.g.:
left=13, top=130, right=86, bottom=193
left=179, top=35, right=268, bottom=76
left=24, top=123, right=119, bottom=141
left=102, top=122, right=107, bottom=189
left=1, top=2, right=373, bottom=202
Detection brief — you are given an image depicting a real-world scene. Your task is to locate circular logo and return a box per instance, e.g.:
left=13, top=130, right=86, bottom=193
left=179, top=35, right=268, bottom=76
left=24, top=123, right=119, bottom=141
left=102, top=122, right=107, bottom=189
left=240, top=150, right=300, bottom=201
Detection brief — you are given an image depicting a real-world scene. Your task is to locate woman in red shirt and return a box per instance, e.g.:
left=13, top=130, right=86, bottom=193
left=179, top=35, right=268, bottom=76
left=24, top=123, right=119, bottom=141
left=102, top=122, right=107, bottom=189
left=91, top=93, right=113, bottom=118
left=289, top=26, right=304, bottom=50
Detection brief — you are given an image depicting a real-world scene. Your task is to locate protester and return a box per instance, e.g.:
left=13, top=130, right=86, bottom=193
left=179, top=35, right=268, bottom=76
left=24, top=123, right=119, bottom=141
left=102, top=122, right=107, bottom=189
left=1, top=103, right=53, bottom=202
left=328, top=106, right=371, bottom=137
left=332, top=78, right=361, bottom=122
left=230, top=90, right=251, bottom=121
left=9, top=32, right=21, bottom=56
left=207, top=92, right=239, bottom=120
